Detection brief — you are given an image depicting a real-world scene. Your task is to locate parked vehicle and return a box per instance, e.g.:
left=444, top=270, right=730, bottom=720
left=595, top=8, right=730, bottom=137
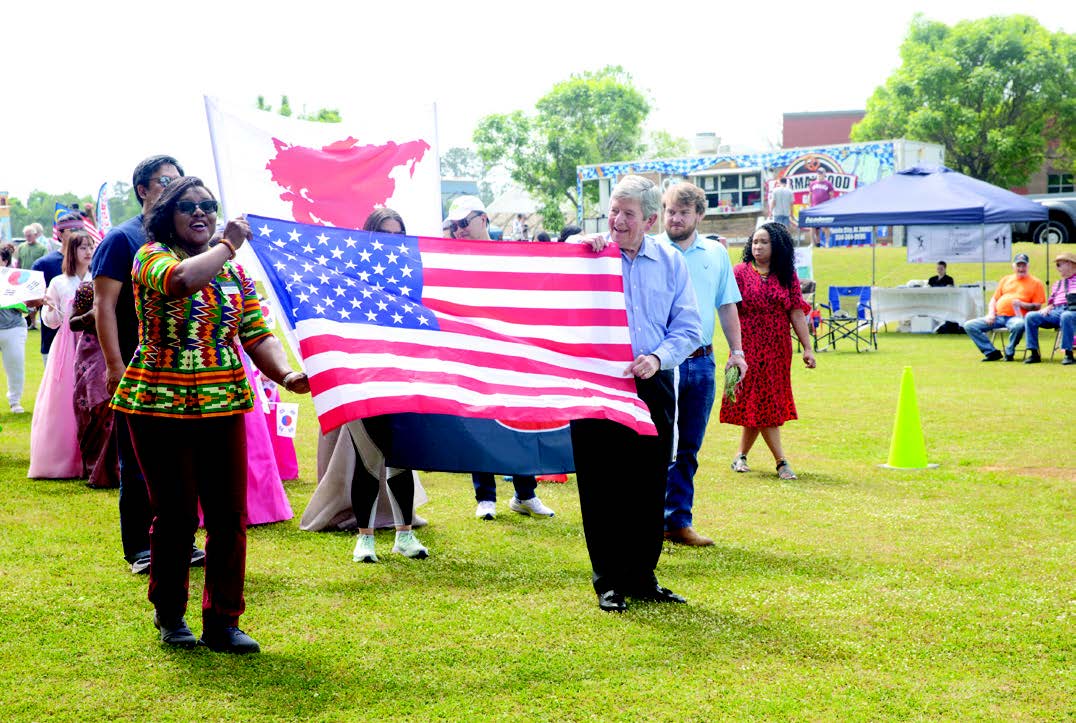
left=1014, top=194, right=1076, bottom=244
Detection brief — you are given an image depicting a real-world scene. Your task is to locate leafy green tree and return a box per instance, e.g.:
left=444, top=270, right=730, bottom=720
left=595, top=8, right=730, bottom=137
left=852, top=14, right=1076, bottom=187
left=8, top=190, right=92, bottom=237
left=440, top=147, right=484, bottom=178
left=256, top=95, right=341, bottom=123
left=643, top=130, right=691, bottom=159
left=106, top=181, right=144, bottom=225
left=474, top=65, right=650, bottom=230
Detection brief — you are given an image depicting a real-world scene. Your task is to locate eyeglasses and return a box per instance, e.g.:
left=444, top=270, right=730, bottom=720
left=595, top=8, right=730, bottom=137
left=175, top=200, right=219, bottom=215
left=155, top=176, right=177, bottom=187
left=451, top=212, right=482, bottom=233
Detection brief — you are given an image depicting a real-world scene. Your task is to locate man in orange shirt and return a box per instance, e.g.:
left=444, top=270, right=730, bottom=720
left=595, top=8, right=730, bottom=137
left=964, top=253, right=1046, bottom=361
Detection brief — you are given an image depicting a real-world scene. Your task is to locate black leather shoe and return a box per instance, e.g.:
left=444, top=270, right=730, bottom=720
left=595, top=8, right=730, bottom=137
left=982, top=350, right=1003, bottom=361
left=630, top=584, right=687, bottom=604
left=153, top=612, right=198, bottom=648
left=190, top=546, right=206, bottom=567
left=597, top=590, right=627, bottom=613
left=200, top=626, right=261, bottom=654
left=1024, top=350, right=1041, bottom=364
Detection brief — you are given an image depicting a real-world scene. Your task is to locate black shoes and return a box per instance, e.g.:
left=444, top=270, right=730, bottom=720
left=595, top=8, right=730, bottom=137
left=597, top=590, right=627, bottom=613
left=200, top=626, right=261, bottom=654
left=1024, top=350, right=1041, bottom=364
left=190, top=547, right=206, bottom=567
left=153, top=612, right=198, bottom=649
left=1063, top=352, right=1075, bottom=366
left=630, top=584, right=687, bottom=604
left=597, top=584, right=687, bottom=612
left=982, top=350, right=1003, bottom=361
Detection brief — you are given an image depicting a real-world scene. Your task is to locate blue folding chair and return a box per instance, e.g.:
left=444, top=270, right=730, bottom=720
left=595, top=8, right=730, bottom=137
left=817, top=286, right=877, bottom=352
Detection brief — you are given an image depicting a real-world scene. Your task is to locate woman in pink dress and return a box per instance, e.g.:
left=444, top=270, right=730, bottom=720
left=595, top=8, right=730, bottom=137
left=720, top=222, right=815, bottom=480
left=28, top=230, right=94, bottom=479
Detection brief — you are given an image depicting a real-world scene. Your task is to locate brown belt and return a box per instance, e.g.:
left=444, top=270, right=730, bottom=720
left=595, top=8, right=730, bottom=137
left=688, top=344, right=713, bottom=358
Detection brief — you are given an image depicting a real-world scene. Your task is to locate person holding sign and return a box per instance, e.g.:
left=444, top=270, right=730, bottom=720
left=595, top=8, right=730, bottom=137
left=0, top=244, right=29, bottom=413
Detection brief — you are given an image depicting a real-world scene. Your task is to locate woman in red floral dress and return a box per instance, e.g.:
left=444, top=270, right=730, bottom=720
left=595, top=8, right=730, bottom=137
left=720, top=222, right=815, bottom=479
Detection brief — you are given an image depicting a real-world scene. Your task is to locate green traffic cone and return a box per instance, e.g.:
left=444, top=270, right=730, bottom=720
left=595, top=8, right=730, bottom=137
left=881, top=366, right=938, bottom=470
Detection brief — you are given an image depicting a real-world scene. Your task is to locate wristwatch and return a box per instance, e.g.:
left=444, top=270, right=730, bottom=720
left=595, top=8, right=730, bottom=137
left=730, top=350, right=745, bottom=357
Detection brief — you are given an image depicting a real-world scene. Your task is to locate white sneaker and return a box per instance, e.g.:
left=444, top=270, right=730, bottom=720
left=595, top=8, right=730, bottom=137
left=509, top=496, right=555, bottom=518
left=391, top=530, right=429, bottom=559
left=10, top=405, right=24, bottom=414
left=475, top=501, right=496, bottom=520
left=352, top=533, right=378, bottom=563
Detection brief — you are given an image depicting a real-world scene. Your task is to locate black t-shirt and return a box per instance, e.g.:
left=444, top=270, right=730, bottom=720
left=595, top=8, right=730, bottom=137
left=928, top=274, right=954, bottom=287
left=89, top=214, right=145, bottom=362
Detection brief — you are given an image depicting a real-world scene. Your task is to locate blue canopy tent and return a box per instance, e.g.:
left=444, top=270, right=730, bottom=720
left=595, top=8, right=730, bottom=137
left=798, top=165, right=1049, bottom=287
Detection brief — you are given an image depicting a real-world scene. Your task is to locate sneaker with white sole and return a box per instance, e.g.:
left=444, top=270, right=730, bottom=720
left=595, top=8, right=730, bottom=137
left=475, top=501, right=496, bottom=520
left=352, top=534, right=378, bottom=563
left=509, top=496, right=555, bottom=518
left=391, top=530, right=429, bottom=559
left=10, top=405, right=24, bottom=414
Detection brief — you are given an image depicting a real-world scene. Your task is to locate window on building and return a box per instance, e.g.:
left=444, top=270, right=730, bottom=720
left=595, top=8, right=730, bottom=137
left=692, top=170, right=763, bottom=213
left=1047, top=174, right=1074, bottom=194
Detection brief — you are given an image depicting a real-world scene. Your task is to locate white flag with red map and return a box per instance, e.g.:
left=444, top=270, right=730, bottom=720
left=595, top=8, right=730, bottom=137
left=204, top=95, right=441, bottom=237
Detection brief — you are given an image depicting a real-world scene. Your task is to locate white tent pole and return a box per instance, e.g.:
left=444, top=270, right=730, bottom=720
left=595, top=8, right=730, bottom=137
left=981, top=223, right=987, bottom=310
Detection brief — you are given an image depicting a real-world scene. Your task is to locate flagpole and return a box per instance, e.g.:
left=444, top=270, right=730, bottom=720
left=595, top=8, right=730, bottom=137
left=204, top=94, right=304, bottom=367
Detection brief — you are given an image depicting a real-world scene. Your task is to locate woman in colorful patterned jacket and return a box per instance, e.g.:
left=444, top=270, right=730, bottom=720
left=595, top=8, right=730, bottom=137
left=110, top=176, right=310, bottom=654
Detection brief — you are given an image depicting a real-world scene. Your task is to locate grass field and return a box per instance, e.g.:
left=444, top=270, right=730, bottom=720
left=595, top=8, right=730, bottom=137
left=0, top=244, right=1072, bottom=721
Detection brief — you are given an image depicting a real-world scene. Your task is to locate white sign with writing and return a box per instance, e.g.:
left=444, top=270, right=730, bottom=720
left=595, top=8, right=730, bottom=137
left=906, top=224, right=1012, bottom=263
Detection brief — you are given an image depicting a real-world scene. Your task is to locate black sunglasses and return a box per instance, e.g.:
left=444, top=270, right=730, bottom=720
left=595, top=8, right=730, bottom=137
left=176, top=200, right=219, bottom=215
left=451, top=212, right=483, bottom=233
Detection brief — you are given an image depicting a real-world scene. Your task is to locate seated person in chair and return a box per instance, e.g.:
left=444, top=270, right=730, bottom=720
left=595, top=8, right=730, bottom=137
left=928, top=260, right=954, bottom=287
left=964, top=253, right=1045, bottom=362
left=1024, top=251, right=1076, bottom=365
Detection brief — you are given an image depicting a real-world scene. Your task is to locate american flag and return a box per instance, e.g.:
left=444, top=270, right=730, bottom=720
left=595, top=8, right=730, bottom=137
left=245, top=214, right=657, bottom=436
left=53, top=203, right=102, bottom=244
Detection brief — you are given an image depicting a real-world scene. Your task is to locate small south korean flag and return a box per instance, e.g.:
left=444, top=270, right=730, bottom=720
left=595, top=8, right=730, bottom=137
left=275, top=402, right=299, bottom=438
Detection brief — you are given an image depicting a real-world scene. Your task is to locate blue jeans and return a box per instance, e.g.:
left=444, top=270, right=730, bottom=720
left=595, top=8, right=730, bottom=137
left=965, top=315, right=1024, bottom=357
left=1025, top=308, right=1076, bottom=351
left=665, top=353, right=716, bottom=531
left=472, top=473, right=536, bottom=503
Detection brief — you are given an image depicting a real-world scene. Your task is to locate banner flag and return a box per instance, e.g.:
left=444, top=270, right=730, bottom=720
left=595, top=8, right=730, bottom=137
left=907, top=223, right=1012, bottom=263
left=95, top=183, right=112, bottom=236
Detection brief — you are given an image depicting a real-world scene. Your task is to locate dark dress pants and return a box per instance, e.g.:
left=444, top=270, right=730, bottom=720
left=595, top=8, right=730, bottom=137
left=570, top=370, right=677, bottom=595
left=126, top=412, right=248, bottom=627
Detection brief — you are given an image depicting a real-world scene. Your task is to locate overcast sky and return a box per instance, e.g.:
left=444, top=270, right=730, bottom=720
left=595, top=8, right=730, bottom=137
left=3, top=0, right=1074, bottom=203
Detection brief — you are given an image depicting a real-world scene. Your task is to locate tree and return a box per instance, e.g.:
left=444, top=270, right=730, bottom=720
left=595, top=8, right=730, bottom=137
left=8, top=190, right=92, bottom=237
left=852, top=14, right=1076, bottom=188
left=474, top=65, right=650, bottom=230
left=643, top=130, right=691, bottom=159
left=440, top=147, right=484, bottom=178
left=256, top=95, right=341, bottom=123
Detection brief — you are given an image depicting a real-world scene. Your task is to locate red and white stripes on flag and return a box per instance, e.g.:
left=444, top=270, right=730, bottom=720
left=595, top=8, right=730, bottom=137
left=248, top=223, right=657, bottom=437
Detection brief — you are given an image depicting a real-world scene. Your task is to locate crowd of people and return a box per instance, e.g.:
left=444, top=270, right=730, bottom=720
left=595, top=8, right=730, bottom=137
left=9, top=156, right=1068, bottom=655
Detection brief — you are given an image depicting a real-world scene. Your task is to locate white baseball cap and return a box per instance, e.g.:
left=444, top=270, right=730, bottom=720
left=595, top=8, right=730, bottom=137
left=446, top=195, right=486, bottom=222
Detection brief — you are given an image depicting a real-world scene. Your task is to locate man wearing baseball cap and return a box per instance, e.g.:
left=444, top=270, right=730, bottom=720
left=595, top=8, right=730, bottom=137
left=442, top=196, right=556, bottom=521
left=963, top=252, right=1046, bottom=361
left=1023, top=251, right=1076, bottom=365
left=445, top=195, right=492, bottom=241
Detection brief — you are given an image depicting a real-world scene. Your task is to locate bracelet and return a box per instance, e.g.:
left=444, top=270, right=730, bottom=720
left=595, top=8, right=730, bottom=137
left=281, top=371, right=299, bottom=389
left=219, top=238, right=237, bottom=259
left=730, top=350, right=745, bottom=357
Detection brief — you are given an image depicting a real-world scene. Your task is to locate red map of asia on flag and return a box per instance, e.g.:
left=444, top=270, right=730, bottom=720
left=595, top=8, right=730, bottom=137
left=265, top=136, right=430, bottom=228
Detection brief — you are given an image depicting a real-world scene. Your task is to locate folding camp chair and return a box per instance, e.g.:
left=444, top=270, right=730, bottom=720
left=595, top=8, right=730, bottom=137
left=816, top=286, right=877, bottom=352
left=794, top=279, right=819, bottom=352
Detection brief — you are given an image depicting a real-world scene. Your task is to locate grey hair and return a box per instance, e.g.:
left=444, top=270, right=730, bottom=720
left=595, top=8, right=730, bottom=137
left=611, top=174, right=661, bottom=218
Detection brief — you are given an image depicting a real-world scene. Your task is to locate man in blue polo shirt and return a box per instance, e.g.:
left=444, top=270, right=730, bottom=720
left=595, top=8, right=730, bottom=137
left=657, top=182, right=747, bottom=547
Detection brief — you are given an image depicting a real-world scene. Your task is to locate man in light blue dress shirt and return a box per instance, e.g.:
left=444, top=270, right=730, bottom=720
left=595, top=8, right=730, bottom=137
left=574, top=175, right=702, bottom=612
left=657, top=182, right=747, bottom=547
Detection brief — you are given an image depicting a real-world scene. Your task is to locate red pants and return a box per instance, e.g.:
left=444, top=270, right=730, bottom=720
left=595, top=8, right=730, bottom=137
left=125, top=412, right=248, bottom=627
